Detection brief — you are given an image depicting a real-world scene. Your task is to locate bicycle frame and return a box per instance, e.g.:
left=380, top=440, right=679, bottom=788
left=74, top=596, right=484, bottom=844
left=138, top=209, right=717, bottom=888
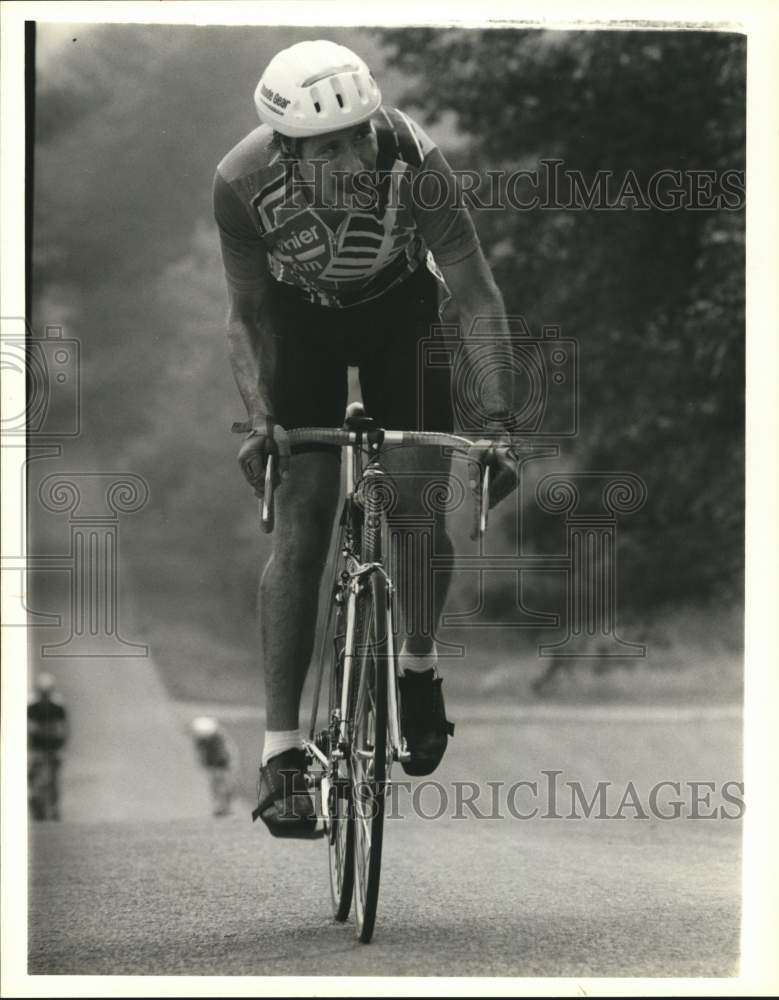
left=345, top=441, right=408, bottom=767
left=306, top=433, right=409, bottom=795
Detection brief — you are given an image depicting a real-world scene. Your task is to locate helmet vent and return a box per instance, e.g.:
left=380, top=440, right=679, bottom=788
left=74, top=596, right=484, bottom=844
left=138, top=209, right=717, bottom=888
left=335, top=92, right=344, bottom=108
left=302, top=63, right=358, bottom=87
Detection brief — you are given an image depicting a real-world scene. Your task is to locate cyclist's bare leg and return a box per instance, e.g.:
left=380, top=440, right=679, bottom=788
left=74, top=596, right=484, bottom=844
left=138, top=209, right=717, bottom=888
left=28, top=754, right=44, bottom=820
left=381, top=447, right=453, bottom=654
left=259, top=450, right=341, bottom=732
left=49, top=756, right=62, bottom=820
left=210, top=769, right=231, bottom=816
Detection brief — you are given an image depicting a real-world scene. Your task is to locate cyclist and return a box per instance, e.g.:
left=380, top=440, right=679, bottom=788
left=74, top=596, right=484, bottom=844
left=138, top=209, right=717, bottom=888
left=27, top=672, right=69, bottom=821
left=214, top=40, right=517, bottom=837
left=191, top=716, right=238, bottom=818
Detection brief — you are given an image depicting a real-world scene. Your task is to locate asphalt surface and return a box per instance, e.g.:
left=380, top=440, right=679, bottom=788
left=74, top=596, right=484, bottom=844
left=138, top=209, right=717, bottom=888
left=27, top=710, right=742, bottom=978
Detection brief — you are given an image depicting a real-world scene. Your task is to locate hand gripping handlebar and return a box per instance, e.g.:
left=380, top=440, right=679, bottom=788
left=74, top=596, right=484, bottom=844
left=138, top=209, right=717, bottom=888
left=231, top=422, right=493, bottom=538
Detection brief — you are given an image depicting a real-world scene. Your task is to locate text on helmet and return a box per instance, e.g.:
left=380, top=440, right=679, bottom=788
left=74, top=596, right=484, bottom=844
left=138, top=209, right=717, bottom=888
left=261, top=83, right=291, bottom=110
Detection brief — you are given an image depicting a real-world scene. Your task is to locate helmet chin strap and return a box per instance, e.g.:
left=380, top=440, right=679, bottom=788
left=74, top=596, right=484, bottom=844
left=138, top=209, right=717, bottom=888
left=278, top=134, right=301, bottom=160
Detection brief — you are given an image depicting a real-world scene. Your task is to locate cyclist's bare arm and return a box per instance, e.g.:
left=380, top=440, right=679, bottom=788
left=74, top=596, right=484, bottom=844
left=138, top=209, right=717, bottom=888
left=214, top=165, right=279, bottom=424
left=225, top=265, right=293, bottom=502
left=439, top=247, right=515, bottom=421
left=225, top=266, right=278, bottom=424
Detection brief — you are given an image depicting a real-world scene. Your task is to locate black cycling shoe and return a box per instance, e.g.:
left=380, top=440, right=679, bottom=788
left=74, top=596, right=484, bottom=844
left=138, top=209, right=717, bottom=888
left=252, top=747, right=323, bottom=839
left=398, top=669, right=455, bottom=777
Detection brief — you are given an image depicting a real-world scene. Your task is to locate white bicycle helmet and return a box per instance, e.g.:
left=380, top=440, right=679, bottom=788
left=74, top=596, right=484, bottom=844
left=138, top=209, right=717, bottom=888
left=192, top=716, right=218, bottom=737
left=254, top=40, right=382, bottom=138
left=35, top=672, right=55, bottom=693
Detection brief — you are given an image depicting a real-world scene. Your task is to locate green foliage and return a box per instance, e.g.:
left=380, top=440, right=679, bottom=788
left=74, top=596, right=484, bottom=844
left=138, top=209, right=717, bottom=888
left=381, top=28, right=745, bottom=608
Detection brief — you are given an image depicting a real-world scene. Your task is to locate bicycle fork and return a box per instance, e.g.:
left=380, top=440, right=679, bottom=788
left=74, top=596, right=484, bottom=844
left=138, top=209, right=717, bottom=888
left=347, top=563, right=410, bottom=769
left=307, top=581, right=358, bottom=829
left=309, top=571, right=410, bottom=817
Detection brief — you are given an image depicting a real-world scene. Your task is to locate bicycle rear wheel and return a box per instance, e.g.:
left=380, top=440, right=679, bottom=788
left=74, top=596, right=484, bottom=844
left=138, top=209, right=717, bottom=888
left=351, top=570, right=389, bottom=944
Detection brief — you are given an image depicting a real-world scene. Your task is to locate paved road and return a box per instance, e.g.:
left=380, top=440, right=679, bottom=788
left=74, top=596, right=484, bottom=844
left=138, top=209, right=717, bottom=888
left=27, top=710, right=742, bottom=978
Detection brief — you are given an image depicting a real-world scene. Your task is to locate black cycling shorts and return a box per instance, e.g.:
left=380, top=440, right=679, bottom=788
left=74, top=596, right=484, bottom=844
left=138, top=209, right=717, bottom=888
left=265, top=264, right=454, bottom=451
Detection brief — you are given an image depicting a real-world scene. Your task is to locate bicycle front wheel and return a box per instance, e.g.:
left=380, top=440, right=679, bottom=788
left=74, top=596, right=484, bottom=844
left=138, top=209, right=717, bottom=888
left=327, top=596, right=355, bottom=922
left=350, top=570, right=389, bottom=944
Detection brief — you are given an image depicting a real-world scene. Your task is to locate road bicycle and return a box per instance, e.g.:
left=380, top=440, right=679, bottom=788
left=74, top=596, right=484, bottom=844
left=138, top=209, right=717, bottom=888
left=234, top=403, right=492, bottom=942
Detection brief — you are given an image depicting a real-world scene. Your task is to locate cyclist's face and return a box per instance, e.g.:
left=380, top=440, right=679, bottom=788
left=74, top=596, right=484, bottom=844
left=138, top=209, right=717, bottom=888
left=297, top=122, right=378, bottom=207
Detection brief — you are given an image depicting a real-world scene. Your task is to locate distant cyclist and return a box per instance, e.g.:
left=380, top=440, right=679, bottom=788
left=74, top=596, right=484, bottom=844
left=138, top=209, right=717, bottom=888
left=28, top=673, right=69, bottom=821
left=214, top=40, right=518, bottom=837
left=191, top=716, right=238, bottom=818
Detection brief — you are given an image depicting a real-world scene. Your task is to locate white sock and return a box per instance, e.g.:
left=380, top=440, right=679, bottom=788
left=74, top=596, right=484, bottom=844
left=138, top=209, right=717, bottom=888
left=398, top=640, right=438, bottom=676
left=261, top=729, right=304, bottom=766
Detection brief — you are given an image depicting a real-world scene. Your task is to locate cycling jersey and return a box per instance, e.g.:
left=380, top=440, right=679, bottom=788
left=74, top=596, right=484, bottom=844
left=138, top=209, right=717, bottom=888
left=28, top=695, right=68, bottom=752
left=195, top=733, right=231, bottom=769
left=262, top=264, right=453, bottom=444
left=214, top=107, right=480, bottom=308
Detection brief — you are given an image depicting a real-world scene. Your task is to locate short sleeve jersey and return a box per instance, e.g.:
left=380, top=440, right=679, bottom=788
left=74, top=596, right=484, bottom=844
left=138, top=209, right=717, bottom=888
left=213, top=107, right=480, bottom=308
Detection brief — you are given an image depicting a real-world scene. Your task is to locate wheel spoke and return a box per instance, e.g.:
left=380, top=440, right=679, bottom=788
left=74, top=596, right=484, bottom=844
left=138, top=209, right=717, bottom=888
left=355, top=794, right=373, bottom=847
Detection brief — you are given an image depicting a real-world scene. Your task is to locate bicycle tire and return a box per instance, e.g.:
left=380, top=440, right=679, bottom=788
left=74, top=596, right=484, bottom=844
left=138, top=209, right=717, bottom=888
left=350, top=569, right=389, bottom=944
left=327, top=590, right=355, bottom=921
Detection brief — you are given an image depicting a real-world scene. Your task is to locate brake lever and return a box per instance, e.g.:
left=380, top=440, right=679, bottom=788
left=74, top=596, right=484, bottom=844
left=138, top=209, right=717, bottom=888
left=480, top=465, right=490, bottom=536
left=260, top=454, right=275, bottom=534
left=467, top=455, right=490, bottom=542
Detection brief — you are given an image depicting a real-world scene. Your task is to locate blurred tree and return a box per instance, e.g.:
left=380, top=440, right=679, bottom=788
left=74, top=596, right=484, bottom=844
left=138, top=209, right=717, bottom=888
left=381, top=28, right=745, bottom=610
